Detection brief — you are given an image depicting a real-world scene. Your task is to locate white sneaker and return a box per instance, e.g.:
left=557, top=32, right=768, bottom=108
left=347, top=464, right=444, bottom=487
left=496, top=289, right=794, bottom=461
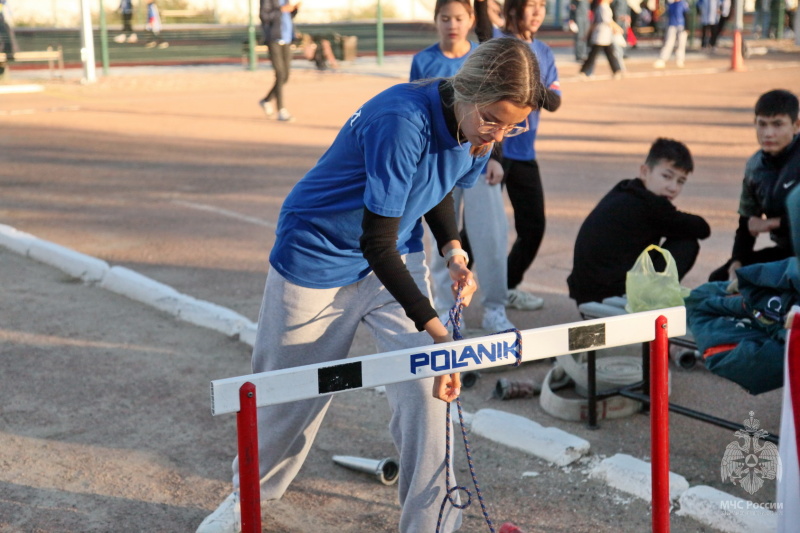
left=258, top=98, right=274, bottom=117
left=157, top=41, right=169, bottom=49
left=506, top=289, right=544, bottom=311
left=676, top=61, right=685, bottom=68
left=481, top=307, right=515, bottom=332
left=653, top=59, right=666, bottom=68
left=277, top=108, right=295, bottom=122
left=113, top=34, right=126, bottom=44
left=127, top=33, right=138, bottom=43
left=196, top=492, right=241, bottom=533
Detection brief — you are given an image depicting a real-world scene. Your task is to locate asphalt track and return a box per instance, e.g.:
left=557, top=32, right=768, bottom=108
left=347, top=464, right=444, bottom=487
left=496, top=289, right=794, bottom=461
left=1, top=35, right=799, bottom=532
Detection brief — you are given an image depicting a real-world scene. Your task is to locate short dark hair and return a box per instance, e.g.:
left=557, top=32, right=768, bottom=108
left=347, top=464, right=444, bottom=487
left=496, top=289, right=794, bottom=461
left=645, top=138, right=694, bottom=173
left=755, top=89, right=799, bottom=122
left=434, top=0, right=473, bottom=19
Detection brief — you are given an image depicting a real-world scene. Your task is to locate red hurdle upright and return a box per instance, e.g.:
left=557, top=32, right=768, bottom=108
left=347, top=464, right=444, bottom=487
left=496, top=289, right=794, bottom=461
left=651, top=316, right=670, bottom=533
left=237, top=382, right=262, bottom=533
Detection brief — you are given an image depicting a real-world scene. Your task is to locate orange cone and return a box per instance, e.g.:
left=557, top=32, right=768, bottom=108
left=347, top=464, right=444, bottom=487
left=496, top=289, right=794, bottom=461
left=731, top=29, right=746, bottom=72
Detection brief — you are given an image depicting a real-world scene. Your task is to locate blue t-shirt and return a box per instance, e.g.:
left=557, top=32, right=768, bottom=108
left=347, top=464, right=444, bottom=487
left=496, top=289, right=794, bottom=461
left=269, top=81, right=489, bottom=289
left=667, top=0, right=689, bottom=27
left=279, top=0, right=293, bottom=43
left=409, top=42, right=478, bottom=81
left=492, top=30, right=561, bottom=162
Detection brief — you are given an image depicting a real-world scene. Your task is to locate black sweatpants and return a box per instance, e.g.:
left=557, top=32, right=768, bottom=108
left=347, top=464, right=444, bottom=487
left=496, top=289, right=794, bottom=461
left=265, top=41, right=292, bottom=110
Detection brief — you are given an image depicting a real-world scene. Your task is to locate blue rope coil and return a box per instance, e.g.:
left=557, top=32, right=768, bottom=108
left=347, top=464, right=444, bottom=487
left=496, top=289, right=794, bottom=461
left=434, top=288, right=523, bottom=533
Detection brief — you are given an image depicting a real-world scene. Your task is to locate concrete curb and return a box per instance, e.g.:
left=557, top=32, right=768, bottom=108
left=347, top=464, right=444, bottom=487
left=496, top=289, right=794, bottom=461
left=1, top=223, right=109, bottom=282
left=589, top=453, right=689, bottom=502
left=0, top=84, right=44, bottom=94
left=1, top=223, right=257, bottom=341
left=471, top=408, right=590, bottom=466
left=676, top=485, right=778, bottom=533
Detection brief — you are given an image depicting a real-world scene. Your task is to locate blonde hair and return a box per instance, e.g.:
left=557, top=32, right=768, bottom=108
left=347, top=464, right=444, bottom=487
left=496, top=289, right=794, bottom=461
left=445, top=38, right=543, bottom=155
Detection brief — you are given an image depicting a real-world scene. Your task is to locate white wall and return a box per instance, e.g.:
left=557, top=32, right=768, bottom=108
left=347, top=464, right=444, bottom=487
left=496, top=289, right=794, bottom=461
left=8, top=0, right=435, bottom=27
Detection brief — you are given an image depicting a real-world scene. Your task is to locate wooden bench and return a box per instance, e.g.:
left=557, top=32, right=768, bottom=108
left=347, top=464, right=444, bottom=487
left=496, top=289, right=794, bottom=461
left=161, top=9, right=207, bottom=22
left=577, top=297, right=779, bottom=443
left=0, top=46, right=64, bottom=79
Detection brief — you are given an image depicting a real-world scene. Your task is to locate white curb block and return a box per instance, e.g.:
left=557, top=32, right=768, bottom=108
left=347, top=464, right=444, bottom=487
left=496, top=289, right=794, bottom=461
left=100, top=266, right=256, bottom=337
left=27, top=239, right=110, bottom=283
left=239, top=323, right=258, bottom=347
left=174, top=295, right=253, bottom=337
left=471, top=409, right=590, bottom=466
left=0, top=224, right=37, bottom=255
left=676, top=485, right=778, bottom=533
left=100, top=266, right=183, bottom=315
left=0, top=224, right=109, bottom=282
left=589, top=453, right=689, bottom=502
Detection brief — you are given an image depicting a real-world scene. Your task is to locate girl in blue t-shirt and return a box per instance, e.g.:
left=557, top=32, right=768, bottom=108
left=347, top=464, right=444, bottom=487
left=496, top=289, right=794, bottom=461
left=197, top=38, right=543, bottom=533
left=476, top=0, right=563, bottom=313
left=411, top=0, right=517, bottom=334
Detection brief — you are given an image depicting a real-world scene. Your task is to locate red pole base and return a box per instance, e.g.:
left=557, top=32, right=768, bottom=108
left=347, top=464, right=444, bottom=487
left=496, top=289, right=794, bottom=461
left=238, top=382, right=262, bottom=533
left=651, top=316, right=670, bottom=533
left=731, top=30, right=746, bottom=72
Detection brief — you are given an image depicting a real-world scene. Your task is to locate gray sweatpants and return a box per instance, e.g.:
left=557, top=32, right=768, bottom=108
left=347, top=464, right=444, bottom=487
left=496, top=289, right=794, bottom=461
left=432, top=177, right=509, bottom=312
left=231, top=252, right=461, bottom=532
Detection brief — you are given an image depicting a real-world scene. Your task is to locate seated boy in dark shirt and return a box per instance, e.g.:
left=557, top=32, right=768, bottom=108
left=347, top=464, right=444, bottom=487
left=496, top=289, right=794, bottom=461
left=568, top=137, right=711, bottom=305
left=708, top=89, right=800, bottom=282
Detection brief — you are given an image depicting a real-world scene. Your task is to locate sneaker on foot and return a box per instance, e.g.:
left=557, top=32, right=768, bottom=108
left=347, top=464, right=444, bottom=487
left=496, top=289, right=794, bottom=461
left=676, top=61, right=685, bottom=68
left=113, top=34, right=127, bottom=44
left=277, top=108, right=295, bottom=122
left=127, top=33, right=138, bottom=43
left=258, top=98, right=274, bottom=117
left=653, top=59, right=666, bottom=68
left=145, top=41, right=157, bottom=48
left=157, top=41, right=169, bottom=49
left=506, top=288, right=544, bottom=311
left=196, top=492, right=241, bottom=533
left=481, top=306, right=515, bottom=332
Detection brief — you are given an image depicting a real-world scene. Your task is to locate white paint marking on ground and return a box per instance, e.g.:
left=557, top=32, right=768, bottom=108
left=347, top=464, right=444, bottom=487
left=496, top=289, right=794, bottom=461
left=171, top=200, right=277, bottom=229
left=0, top=84, right=44, bottom=94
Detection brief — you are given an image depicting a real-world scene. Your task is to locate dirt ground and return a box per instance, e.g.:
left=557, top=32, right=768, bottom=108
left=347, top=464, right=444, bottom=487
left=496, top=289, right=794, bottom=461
left=1, top=42, right=799, bottom=532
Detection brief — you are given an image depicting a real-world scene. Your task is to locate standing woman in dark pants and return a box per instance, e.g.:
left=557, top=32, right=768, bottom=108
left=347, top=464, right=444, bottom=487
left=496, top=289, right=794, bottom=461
left=0, top=0, right=18, bottom=63
left=258, top=0, right=300, bottom=122
left=475, top=0, right=562, bottom=311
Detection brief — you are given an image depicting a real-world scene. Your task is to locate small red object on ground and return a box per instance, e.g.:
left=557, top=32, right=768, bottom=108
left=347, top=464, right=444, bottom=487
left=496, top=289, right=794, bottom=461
left=499, top=523, right=525, bottom=533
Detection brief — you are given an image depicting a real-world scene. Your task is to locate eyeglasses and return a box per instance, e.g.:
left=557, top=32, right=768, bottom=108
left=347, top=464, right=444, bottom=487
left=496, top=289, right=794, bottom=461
left=475, top=106, right=529, bottom=138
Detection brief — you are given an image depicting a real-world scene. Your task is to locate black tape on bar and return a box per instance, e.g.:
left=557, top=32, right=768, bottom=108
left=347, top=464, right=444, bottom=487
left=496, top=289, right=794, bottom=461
left=568, top=323, right=606, bottom=351
left=318, top=361, right=363, bottom=394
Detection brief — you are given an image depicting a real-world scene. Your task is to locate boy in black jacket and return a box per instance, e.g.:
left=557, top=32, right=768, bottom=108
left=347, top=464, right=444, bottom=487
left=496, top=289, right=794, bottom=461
left=709, top=89, right=800, bottom=282
left=568, top=138, right=710, bottom=305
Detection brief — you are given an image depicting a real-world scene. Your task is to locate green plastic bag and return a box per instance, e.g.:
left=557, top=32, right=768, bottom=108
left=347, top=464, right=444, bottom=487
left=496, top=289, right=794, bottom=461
left=625, top=245, right=690, bottom=313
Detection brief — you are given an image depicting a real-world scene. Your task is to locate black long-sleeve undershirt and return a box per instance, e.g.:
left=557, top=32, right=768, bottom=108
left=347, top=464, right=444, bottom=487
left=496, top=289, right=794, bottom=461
left=360, top=193, right=460, bottom=331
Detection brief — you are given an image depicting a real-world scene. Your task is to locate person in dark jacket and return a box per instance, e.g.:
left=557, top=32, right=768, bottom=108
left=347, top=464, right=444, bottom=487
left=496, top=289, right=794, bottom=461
left=0, top=0, right=18, bottom=62
left=709, top=89, right=800, bottom=283
left=258, top=0, right=300, bottom=122
left=568, top=138, right=710, bottom=305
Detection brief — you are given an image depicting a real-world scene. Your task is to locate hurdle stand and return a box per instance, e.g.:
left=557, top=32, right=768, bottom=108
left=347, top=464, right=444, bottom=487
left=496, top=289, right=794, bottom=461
left=210, top=307, right=683, bottom=533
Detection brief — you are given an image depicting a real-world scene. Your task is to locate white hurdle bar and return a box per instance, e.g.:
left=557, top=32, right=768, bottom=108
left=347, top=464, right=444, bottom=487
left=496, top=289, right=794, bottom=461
left=210, top=306, right=685, bottom=533
left=211, top=306, right=685, bottom=415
